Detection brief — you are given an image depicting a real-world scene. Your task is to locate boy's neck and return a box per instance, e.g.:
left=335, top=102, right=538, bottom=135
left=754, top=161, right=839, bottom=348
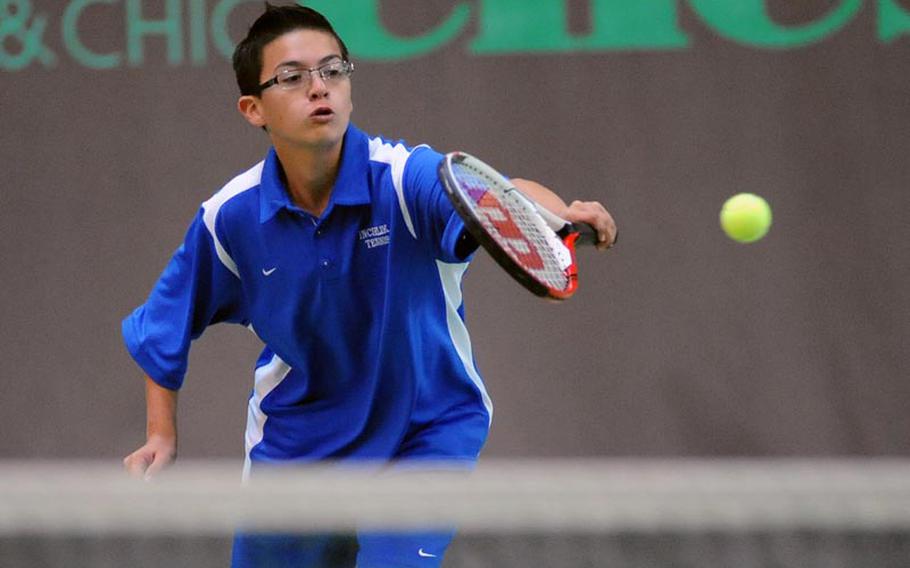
left=274, top=139, right=343, bottom=218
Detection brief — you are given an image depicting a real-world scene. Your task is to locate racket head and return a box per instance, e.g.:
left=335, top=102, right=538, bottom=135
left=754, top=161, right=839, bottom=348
left=438, top=152, right=580, bottom=300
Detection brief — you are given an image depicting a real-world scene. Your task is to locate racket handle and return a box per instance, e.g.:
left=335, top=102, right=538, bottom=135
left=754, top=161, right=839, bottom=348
left=562, top=222, right=600, bottom=246
left=522, top=189, right=606, bottom=247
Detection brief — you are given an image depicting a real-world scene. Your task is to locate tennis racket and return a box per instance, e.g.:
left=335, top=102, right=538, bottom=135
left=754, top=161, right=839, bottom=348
left=438, top=152, right=599, bottom=300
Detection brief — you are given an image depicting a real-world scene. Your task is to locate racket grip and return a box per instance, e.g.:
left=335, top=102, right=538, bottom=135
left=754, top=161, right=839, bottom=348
left=566, top=223, right=600, bottom=246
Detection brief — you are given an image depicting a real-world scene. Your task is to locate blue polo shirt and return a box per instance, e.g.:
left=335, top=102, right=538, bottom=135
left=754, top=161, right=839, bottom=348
left=123, top=125, right=491, bottom=472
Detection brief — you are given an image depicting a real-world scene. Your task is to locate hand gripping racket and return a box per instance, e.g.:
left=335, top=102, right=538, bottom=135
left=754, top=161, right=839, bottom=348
left=438, top=152, right=599, bottom=300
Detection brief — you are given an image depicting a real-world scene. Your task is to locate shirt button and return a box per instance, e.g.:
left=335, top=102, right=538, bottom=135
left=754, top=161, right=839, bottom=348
left=321, top=259, right=331, bottom=268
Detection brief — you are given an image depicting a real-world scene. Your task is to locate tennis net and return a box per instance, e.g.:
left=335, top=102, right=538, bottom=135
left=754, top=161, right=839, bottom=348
left=2, top=459, right=909, bottom=567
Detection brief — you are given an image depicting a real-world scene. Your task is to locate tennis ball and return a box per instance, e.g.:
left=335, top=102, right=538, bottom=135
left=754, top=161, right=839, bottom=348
left=719, top=193, right=772, bottom=243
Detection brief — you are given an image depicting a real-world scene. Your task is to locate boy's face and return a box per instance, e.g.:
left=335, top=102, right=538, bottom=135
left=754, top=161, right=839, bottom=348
left=239, top=29, right=353, bottom=151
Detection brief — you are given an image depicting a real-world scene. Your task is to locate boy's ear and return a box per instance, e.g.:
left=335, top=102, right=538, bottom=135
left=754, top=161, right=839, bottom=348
left=238, top=96, right=266, bottom=129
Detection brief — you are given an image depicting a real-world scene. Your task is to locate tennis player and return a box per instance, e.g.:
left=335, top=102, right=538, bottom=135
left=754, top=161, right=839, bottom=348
left=122, top=4, right=616, bottom=567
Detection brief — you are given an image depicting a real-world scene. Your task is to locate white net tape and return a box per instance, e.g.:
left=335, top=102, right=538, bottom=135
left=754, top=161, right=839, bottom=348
left=3, top=459, right=910, bottom=536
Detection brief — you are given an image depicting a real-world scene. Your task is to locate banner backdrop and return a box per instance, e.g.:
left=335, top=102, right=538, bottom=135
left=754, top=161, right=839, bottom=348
left=2, top=0, right=909, bottom=459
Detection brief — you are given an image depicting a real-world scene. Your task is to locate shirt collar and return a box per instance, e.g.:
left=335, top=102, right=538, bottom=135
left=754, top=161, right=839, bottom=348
left=259, top=124, right=371, bottom=223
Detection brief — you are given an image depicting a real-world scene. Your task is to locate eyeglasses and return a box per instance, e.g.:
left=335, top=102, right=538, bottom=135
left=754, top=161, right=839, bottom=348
left=258, top=59, right=354, bottom=93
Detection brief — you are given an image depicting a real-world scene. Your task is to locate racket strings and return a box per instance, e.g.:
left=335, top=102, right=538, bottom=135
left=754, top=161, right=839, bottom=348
left=451, top=164, right=572, bottom=291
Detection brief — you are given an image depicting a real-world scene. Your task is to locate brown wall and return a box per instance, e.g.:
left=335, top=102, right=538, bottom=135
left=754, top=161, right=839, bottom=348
left=2, top=1, right=908, bottom=459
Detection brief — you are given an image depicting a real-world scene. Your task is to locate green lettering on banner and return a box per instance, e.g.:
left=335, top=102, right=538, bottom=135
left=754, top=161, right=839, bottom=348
left=62, top=0, right=121, bottom=69
left=126, top=0, right=184, bottom=66
left=189, top=0, right=206, bottom=64
left=303, top=0, right=471, bottom=60
left=211, top=0, right=258, bottom=59
left=472, top=0, right=688, bottom=54
left=587, top=0, right=689, bottom=49
left=0, top=0, right=56, bottom=70
left=879, top=0, right=910, bottom=42
left=688, top=0, right=862, bottom=48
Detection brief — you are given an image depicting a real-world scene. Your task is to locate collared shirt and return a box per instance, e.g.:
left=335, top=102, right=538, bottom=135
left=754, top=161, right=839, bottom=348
left=123, top=125, right=491, bottom=467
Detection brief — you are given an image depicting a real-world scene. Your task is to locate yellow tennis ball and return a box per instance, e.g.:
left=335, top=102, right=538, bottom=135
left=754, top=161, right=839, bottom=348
left=720, top=193, right=772, bottom=243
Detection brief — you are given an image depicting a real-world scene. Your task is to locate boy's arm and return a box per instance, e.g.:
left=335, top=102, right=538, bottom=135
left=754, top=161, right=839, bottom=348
left=512, top=178, right=618, bottom=249
left=123, top=376, right=178, bottom=480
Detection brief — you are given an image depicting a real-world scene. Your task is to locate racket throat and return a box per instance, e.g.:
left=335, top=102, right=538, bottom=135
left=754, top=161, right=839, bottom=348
left=548, top=231, right=580, bottom=300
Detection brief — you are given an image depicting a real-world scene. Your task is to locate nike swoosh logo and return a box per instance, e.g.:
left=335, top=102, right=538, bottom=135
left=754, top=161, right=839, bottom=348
left=417, top=549, right=437, bottom=558
left=262, top=267, right=277, bottom=276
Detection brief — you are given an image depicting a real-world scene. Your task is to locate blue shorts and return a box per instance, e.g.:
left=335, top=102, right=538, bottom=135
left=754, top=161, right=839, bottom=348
left=232, top=530, right=456, bottom=568
left=232, top=410, right=488, bottom=567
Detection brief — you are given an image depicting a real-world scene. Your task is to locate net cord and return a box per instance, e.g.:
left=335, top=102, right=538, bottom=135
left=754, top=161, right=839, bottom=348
left=2, top=459, right=910, bottom=536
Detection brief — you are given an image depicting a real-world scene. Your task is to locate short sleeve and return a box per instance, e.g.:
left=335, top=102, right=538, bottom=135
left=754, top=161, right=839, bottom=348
left=401, top=146, right=478, bottom=262
left=121, top=209, right=247, bottom=390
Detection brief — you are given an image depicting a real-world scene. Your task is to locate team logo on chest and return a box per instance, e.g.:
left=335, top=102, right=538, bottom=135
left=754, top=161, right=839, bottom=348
left=359, top=223, right=390, bottom=249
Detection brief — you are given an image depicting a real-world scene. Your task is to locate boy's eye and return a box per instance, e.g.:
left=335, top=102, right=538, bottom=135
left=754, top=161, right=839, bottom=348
left=282, top=71, right=303, bottom=84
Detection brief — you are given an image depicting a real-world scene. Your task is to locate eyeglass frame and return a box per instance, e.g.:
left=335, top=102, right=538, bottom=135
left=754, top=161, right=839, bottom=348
left=257, top=58, right=355, bottom=94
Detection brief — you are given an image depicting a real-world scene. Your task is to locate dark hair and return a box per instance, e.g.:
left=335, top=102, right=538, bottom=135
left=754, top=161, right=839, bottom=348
left=233, top=3, right=350, bottom=96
